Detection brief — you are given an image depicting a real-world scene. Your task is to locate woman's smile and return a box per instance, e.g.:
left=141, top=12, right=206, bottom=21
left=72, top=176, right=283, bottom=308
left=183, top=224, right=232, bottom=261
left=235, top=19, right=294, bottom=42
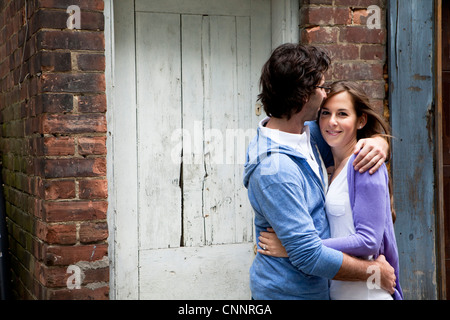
left=325, top=129, right=342, bottom=136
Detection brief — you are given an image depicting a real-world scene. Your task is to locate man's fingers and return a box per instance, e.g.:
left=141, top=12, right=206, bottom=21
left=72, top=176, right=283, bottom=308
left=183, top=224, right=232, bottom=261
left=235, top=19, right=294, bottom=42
left=353, top=149, right=376, bottom=171
left=353, top=139, right=365, bottom=154
left=368, top=158, right=385, bottom=175
left=357, top=153, right=382, bottom=173
left=352, top=137, right=388, bottom=173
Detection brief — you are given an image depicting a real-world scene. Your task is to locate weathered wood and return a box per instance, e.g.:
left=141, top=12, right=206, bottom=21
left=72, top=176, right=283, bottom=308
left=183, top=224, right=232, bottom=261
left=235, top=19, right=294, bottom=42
left=110, top=0, right=139, bottom=299
left=388, top=0, right=438, bottom=299
left=271, top=0, right=299, bottom=48
left=181, top=14, right=207, bottom=247
left=251, top=0, right=272, bottom=129
left=136, top=12, right=183, bottom=250
left=139, top=243, right=254, bottom=299
left=435, top=0, right=446, bottom=300
left=135, top=0, right=251, bottom=16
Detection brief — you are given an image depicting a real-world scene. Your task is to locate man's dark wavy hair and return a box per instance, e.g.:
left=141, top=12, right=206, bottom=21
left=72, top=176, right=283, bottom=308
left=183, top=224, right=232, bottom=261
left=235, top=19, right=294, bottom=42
left=258, top=43, right=330, bottom=119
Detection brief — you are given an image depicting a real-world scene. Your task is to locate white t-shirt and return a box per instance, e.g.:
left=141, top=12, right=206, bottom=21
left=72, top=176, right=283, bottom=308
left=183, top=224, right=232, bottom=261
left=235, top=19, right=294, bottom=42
left=326, top=158, right=392, bottom=300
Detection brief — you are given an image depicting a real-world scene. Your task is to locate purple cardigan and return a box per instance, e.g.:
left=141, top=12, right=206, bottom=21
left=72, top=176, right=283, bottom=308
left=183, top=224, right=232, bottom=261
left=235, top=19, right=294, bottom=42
left=322, top=154, right=403, bottom=300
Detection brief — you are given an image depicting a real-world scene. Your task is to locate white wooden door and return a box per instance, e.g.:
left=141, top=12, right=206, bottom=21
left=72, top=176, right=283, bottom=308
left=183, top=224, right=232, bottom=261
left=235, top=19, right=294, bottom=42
left=111, top=0, right=271, bottom=299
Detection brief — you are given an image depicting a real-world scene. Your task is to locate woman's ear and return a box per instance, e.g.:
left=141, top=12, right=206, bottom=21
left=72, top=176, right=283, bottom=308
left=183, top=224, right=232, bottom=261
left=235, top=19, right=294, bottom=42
left=358, top=113, right=368, bottom=129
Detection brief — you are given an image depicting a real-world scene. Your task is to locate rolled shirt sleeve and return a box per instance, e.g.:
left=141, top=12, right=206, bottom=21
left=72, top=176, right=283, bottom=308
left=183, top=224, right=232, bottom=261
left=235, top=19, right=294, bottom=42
left=255, top=175, right=343, bottom=279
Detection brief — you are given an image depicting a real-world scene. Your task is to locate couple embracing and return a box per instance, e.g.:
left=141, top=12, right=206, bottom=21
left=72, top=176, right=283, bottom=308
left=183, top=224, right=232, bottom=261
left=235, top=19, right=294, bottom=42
left=243, top=43, right=403, bottom=300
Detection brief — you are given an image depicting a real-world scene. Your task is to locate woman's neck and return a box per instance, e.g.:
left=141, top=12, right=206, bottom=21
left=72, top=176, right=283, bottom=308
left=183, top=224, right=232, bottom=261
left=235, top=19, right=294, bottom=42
left=330, top=141, right=357, bottom=182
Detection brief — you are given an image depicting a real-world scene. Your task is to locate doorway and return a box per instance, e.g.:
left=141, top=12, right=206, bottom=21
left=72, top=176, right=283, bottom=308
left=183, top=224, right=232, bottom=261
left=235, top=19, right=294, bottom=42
left=441, top=0, right=450, bottom=299
left=105, top=0, right=295, bottom=299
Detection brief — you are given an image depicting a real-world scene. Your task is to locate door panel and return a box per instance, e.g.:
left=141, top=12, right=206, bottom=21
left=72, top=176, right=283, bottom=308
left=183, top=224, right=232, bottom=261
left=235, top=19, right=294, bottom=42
left=136, top=12, right=183, bottom=250
left=140, top=244, right=254, bottom=299
left=135, top=0, right=251, bottom=16
left=200, top=15, right=252, bottom=245
left=443, top=0, right=450, bottom=298
left=180, top=15, right=254, bottom=247
left=120, top=0, right=272, bottom=299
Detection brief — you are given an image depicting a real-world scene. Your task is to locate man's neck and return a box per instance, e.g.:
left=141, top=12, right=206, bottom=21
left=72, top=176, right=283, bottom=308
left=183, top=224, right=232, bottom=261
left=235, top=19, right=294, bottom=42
left=265, top=113, right=306, bottom=134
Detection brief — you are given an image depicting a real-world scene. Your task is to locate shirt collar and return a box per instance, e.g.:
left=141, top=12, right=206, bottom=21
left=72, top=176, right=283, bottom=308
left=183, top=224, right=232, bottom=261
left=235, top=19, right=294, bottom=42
left=258, top=117, right=310, bottom=151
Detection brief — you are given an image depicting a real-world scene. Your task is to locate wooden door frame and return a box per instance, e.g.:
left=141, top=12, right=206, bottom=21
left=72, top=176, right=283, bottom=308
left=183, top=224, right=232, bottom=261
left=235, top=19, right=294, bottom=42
left=388, top=0, right=446, bottom=299
left=435, top=0, right=447, bottom=300
left=104, top=0, right=300, bottom=300
left=388, top=0, right=445, bottom=299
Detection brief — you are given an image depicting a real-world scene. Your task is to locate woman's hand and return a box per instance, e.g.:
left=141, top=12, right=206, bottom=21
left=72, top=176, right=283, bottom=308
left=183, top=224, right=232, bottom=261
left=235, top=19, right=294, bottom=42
left=257, top=228, right=288, bottom=258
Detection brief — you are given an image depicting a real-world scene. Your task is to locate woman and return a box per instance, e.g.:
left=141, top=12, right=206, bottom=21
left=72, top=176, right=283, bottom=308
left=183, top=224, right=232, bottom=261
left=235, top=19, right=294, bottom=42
left=258, top=81, right=403, bottom=300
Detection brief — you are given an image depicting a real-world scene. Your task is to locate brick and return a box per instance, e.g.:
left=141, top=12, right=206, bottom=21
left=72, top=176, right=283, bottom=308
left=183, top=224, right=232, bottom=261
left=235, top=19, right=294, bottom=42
left=301, top=0, right=333, bottom=4
left=42, top=113, right=107, bottom=134
left=301, top=26, right=339, bottom=44
left=371, top=99, right=384, bottom=114
left=83, top=266, right=109, bottom=284
left=40, top=51, right=72, bottom=72
left=24, top=117, right=39, bottom=136
left=36, top=221, right=77, bottom=244
left=332, top=62, right=383, bottom=81
left=38, top=261, right=109, bottom=288
left=339, top=26, right=386, bottom=44
left=320, top=44, right=359, bottom=61
left=47, top=285, right=109, bottom=300
left=32, top=93, right=73, bottom=114
left=41, top=73, right=105, bottom=93
left=335, top=0, right=384, bottom=7
left=301, top=7, right=350, bottom=26
left=37, top=9, right=104, bottom=31
left=360, top=44, right=386, bottom=60
left=79, top=179, right=108, bottom=199
left=44, top=179, right=76, bottom=200
left=360, top=81, right=387, bottom=100
left=79, top=11, right=105, bottom=31
left=43, top=200, right=108, bottom=222
left=44, top=243, right=108, bottom=266
left=37, top=30, right=104, bottom=51
left=352, top=8, right=370, bottom=25
left=43, top=136, right=76, bottom=156
left=43, top=158, right=107, bottom=178
left=35, top=263, right=66, bottom=287
left=78, top=136, right=107, bottom=155
left=38, top=0, right=105, bottom=11
left=79, top=221, right=108, bottom=243
left=36, top=9, right=69, bottom=30
left=77, top=53, right=105, bottom=71
left=78, top=94, right=106, bottom=113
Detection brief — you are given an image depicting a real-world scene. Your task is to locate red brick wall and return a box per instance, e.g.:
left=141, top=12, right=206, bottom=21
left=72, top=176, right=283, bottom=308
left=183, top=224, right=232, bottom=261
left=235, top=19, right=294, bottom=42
left=0, top=0, right=108, bottom=299
left=300, top=0, right=388, bottom=115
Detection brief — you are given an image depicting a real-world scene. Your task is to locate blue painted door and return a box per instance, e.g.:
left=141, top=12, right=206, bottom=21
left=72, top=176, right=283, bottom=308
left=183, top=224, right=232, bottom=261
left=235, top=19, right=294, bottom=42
left=442, top=0, right=450, bottom=299
left=388, top=0, right=438, bottom=299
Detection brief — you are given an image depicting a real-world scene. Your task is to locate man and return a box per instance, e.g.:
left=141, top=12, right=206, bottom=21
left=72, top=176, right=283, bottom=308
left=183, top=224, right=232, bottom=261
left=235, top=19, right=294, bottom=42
left=243, top=43, right=395, bottom=299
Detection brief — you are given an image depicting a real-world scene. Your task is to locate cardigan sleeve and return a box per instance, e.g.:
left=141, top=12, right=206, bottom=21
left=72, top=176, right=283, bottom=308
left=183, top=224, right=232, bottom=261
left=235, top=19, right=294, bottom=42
left=322, top=162, right=388, bottom=257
